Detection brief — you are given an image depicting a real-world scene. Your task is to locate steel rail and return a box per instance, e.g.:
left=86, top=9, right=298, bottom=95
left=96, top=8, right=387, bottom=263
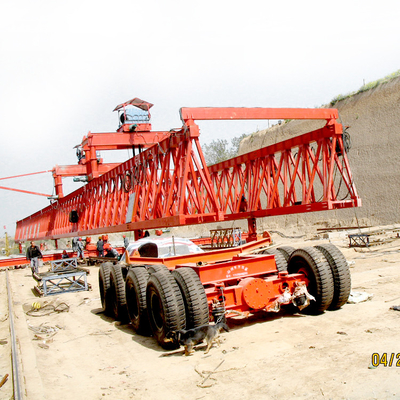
left=6, top=269, right=22, bottom=400
left=0, top=247, right=126, bottom=269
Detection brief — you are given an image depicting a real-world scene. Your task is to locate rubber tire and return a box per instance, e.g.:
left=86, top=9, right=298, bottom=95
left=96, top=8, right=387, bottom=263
left=125, top=267, right=151, bottom=335
left=172, top=267, right=209, bottom=329
left=146, top=271, right=186, bottom=349
left=147, top=264, right=170, bottom=274
left=314, top=244, right=351, bottom=310
left=276, top=246, right=296, bottom=262
left=99, top=262, right=112, bottom=315
left=262, top=249, right=288, bottom=272
left=109, top=263, right=128, bottom=322
left=287, top=247, right=334, bottom=314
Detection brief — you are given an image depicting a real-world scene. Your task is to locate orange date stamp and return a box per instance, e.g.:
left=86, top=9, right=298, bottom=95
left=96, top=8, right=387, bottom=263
left=371, top=353, right=400, bottom=367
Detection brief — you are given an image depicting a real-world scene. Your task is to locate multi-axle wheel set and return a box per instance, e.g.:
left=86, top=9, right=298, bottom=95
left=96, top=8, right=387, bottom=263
left=99, top=243, right=351, bottom=349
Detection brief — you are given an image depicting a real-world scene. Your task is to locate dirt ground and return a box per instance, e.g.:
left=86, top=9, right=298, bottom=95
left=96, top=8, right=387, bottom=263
left=1, top=229, right=400, bottom=400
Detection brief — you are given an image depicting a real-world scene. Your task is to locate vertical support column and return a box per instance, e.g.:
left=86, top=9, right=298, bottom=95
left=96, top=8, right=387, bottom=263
left=134, top=229, right=144, bottom=241
left=247, top=217, right=257, bottom=243
left=54, top=239, right=58, bottom=250
left=53, top=171, right=64, bottom=198
left=89, top=147, right=99, bottom=179
left=4, top=233, right=10, bottom=256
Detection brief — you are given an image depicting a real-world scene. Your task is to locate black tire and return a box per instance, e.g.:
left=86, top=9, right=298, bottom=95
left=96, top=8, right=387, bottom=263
left=147, top=264, right=170, bottom=274
left=172, top=267, right=209, bottom=329
left=276, top=246, right=296, bottom=262
left=126, top=267, right=151, bottom=335
left=262, top=249, right=288, bottom=272
left=121, top=266, right=129, bottom=280
left=146, top=271, right=186, bottom=349
left=314, top=244, right=351, bottom=310
left=99, top=262, right=112, bottom=315
left=109, top=263, right=128, bottom=322
left=288, top=247, right=334, bottom=314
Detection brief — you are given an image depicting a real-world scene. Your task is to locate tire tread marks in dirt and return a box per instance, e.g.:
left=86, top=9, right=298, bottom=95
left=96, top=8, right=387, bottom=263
left=288, top=247, right=334, bottom=314
left=126, top=267, right=151, bottom=335
left=109, top=263, right=128, bottom=322
left=314, top=243, right=351, bottom=310
left=146, top=271, right=186, bottom=349
left=172, top=267, right=209, bottom=329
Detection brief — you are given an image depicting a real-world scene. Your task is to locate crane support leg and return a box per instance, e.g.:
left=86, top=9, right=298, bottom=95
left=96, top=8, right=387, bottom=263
left=247, top=218, right=257, bottom=242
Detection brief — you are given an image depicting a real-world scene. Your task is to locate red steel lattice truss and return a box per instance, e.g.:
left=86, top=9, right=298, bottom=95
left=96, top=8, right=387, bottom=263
left=15, top=107, right=361, bottom=241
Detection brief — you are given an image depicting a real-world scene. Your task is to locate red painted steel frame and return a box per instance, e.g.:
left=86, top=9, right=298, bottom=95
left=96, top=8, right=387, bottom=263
left=123, top=239, right=306, bottom=315
left=0, top=254, right=63, bottom=268
left=125, top=238, right=272, bottom=268
left=175, top=252, right=308, bottom=314
left=15, top=107, right=361, bottom=242
left=208, top=119, right=360, bottom=220
left=0, top=247, right=125, bottom=269
left=180, top=107, right=339, bottom=122
left=50, top=98, right=167, bottom=198
left=52, top=130, right=171, bottom=197
left=203, top=272, right=306, bottom=314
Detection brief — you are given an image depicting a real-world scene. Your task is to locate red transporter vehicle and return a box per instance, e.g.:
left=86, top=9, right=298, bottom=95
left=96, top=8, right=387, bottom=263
left=15, top=99, right=359, bottom=349
left=101, top=236, right=350, bottom=349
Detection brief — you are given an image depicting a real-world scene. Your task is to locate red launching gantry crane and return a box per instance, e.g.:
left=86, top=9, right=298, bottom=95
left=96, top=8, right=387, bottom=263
left=14, top=98, right=361, bottom=350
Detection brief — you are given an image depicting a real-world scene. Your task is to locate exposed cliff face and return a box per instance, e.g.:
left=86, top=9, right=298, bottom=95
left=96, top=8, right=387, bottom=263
left=238, top=77, right=400, bottom=232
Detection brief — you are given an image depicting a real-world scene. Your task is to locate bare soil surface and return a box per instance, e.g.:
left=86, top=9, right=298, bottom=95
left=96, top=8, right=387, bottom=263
left=1, top=230, right=400, bottom=400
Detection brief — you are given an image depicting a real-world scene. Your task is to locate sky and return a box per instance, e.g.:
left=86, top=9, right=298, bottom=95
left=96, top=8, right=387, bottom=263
left=1, top=0, right=399, bottom=238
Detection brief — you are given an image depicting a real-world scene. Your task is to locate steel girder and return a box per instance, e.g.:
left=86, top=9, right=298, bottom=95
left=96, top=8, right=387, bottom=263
left=15, top=107, right=361, bottom=241
left=208, top=120, right=360, bottom=220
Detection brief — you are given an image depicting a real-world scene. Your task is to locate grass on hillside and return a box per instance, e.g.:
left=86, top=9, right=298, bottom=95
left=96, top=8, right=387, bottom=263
left=329, top=70, right=400, bottom=106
